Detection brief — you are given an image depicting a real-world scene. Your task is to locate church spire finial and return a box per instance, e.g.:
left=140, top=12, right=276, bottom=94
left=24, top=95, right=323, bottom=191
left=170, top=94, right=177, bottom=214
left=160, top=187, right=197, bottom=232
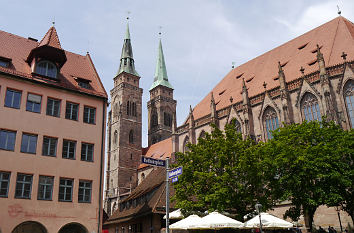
left=125, top=13, right=131, bottom=40
left=337, top=5, right=341, bottom=16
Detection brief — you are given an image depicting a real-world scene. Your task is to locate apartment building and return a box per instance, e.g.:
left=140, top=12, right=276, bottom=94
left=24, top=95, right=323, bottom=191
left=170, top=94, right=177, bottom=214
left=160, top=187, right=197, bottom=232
left=0, top=26, right=107, bottom=233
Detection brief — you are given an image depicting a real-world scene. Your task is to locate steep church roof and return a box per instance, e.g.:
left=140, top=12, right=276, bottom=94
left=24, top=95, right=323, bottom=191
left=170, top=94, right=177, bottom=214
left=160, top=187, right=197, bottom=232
left=191, top=16, right=354, bottom=120
left=117, top=22, right=140, bottom=77
left=150, top=39, right=173, bottom=90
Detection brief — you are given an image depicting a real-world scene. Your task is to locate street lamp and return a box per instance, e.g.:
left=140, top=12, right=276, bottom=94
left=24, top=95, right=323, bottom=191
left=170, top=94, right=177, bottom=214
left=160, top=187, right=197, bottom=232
left=255, top=203, right=263, bottom=233
left=335, top=206, right=343, bottom=232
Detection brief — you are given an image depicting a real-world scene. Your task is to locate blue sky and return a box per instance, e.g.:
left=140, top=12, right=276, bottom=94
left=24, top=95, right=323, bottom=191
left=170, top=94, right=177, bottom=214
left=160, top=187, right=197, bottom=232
left=1, top=0, right=353, bottom=147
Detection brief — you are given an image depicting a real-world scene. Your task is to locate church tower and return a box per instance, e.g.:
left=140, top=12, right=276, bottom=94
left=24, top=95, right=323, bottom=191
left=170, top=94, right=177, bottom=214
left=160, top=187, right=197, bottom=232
left=105, top=21, right=143, bottom=215
left=147, top=38, right=176, bottom=146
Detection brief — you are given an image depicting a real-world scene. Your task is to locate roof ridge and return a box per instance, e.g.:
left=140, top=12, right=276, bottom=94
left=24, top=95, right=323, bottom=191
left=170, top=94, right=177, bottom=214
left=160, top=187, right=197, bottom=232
left=86, top=53, right=108, bottom=98
left=327, top=16, right=341, bottom=65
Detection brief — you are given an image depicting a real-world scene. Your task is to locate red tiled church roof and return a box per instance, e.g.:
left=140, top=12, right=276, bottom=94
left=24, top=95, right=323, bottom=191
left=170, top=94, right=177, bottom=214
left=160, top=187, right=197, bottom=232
left=139, top=138, right=172, bottom=170
left=0, top=27, right=107, bottom=98
left=191, top=16, right=354, bottom=120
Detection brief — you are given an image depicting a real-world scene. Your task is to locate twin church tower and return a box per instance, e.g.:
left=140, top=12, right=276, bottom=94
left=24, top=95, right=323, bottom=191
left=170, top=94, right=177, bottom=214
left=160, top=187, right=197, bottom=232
left=105, top=22, right=176, bottom=212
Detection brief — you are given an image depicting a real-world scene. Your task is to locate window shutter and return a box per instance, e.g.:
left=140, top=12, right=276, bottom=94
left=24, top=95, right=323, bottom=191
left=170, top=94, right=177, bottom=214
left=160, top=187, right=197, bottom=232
left=28, top=94, right=41, bottom=103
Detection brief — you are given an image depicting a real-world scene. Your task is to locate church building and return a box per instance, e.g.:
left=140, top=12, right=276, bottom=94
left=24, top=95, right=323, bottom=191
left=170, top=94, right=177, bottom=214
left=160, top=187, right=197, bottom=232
left=104, top=16, right=354, bottom=231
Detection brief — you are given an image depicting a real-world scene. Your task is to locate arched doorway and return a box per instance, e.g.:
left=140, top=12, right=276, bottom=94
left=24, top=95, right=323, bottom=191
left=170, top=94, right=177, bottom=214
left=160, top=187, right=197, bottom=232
left=58, top=222, right=88, bottom=233
left=12, top=221, right=47, bottom=233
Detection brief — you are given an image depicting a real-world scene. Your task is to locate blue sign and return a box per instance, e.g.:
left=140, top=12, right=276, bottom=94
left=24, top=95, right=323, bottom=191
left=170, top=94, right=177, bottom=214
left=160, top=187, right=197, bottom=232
left=171, top=176, right=178, bottom=183
left=141, top=156, right=166, bottom=167
left=169, top=167, right=183, bottom=179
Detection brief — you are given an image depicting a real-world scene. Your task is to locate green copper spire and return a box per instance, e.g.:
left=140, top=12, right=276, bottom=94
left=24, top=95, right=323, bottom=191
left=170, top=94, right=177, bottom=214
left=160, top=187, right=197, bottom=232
left=149, top=39, right=173, bottom=90
left=117, top=22, right=139, bottom=77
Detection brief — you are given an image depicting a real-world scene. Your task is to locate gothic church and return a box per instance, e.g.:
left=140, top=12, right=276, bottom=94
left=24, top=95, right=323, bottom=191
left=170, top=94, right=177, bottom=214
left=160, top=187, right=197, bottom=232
left=104, top=16, right=354, bottom=229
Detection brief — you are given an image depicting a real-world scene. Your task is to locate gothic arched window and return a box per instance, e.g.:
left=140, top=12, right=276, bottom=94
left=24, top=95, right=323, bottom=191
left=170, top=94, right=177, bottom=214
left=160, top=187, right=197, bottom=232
left=231, top=118, right=242, bottom=133
left=151, top=114, right=158, bottom=127
left=183, top=136, right=190, bottom=153
left=344, top=80, right=354, bottom=128
left=132, top=102, right=136, bottom=116
left=263, top=107, right=279, bottom=140
left=127, top=101, right=130, bottom=116
left=129, top=130, right=134, bottom=144
left=198, top=130, right=206, bottom=139
left=113, top=130, right=118, bottom=144
left=301, top=93, right=322, bottom=122
left=164, top=112, right=172, bottom=127
left=127, top=101, right=137, bottom=117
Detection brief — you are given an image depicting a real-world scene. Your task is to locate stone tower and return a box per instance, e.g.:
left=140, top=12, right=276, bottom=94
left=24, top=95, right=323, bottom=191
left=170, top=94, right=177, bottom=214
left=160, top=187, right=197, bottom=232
left=147, top=38, right=176, bottom=146
left=105, top=22, right=143, bottom=215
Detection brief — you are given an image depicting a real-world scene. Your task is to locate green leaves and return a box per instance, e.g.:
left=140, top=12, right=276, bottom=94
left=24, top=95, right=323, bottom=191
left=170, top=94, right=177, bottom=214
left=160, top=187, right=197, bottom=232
left=172, top=120, right=353, bottom=224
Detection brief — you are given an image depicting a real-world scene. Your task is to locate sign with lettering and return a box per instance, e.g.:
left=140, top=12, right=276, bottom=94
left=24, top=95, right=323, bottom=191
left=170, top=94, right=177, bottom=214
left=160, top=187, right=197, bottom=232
left=141, top=156, right=166, bottom=167
left=168, top=167, right=183, bottom=179
left=171, top=176, right=178, bottom=183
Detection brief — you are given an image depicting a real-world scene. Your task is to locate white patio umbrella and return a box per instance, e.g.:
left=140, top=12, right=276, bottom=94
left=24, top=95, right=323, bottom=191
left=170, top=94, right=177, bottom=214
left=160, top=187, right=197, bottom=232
left=169, top=214, right=204, bottom=230
left=193, top=211, right=244, bottom=229
left=164, top=209, right=184, bottom=219
left=244, top=212, right=293, bottom=229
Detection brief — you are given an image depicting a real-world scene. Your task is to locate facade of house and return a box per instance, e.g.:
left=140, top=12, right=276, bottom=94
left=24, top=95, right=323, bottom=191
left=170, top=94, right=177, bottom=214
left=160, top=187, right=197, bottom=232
left=0, top=26, right=107, bottom=233
left=105, top=16, right=354, bottom=231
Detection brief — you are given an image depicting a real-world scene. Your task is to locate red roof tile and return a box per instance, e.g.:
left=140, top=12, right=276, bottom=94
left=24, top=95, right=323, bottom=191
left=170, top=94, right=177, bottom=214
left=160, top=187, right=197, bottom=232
left=192, top=16, right=354, bottom=120
left=0, top=28, right=107, bottom=98
left=138, top=138, right=172, bottom=170
left=38, top=26, right=62, bottom=49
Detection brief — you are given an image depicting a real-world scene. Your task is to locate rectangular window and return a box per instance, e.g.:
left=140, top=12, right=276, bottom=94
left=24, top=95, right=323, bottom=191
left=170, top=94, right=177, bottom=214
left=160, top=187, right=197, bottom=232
left=65, top=102, right=79, bottom=121
left=0, top=172, right=11, bottom=197
left=0, top=130, right=16, bottom=151
left=15, top=173, right=33, bottom=199
left=59, top=178, right=73, bottom=202
left=37, top=176, right=54, bottom=200
left=81, top=143, right=93, bottom=162
left=46, top=98, right=61, bottom=117
left=62, top=140, right=76, bottom=159
left=21, top=133, right=37, bottom=154
left=5, top=89, right=21, bottom=109
left=26, top=93, right=41, bottom=113
left=83, top=106, right=96, bottom=124
left=78, top=180, right=92, bottom=203
left=42, top=137, right=57, bottom=157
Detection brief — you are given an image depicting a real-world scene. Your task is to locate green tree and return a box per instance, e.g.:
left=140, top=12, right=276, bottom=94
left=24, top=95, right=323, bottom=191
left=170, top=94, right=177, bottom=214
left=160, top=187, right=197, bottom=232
left=263, top=120, right=353, bottom=231
left=173, top=122, right=277, bottom=220
left=324, top=128, right=354, bottom=223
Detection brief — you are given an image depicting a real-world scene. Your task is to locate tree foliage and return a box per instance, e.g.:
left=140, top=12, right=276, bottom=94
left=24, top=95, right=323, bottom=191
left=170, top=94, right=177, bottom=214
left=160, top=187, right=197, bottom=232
left=173, top=120, right=353, bottom=229
left=261, top=120, right=352, bottom=230
left=173, top=122, right=277, bottom=220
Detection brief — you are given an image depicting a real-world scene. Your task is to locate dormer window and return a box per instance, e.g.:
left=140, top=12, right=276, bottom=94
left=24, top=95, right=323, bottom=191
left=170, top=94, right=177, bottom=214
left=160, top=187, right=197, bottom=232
left=0, top=60, right=9, bottom=68
left=35, top=60, right=57, bottom=78
left=75, top=77, right=91, bottom=89
left=0, top=56, right=11, bottom=68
